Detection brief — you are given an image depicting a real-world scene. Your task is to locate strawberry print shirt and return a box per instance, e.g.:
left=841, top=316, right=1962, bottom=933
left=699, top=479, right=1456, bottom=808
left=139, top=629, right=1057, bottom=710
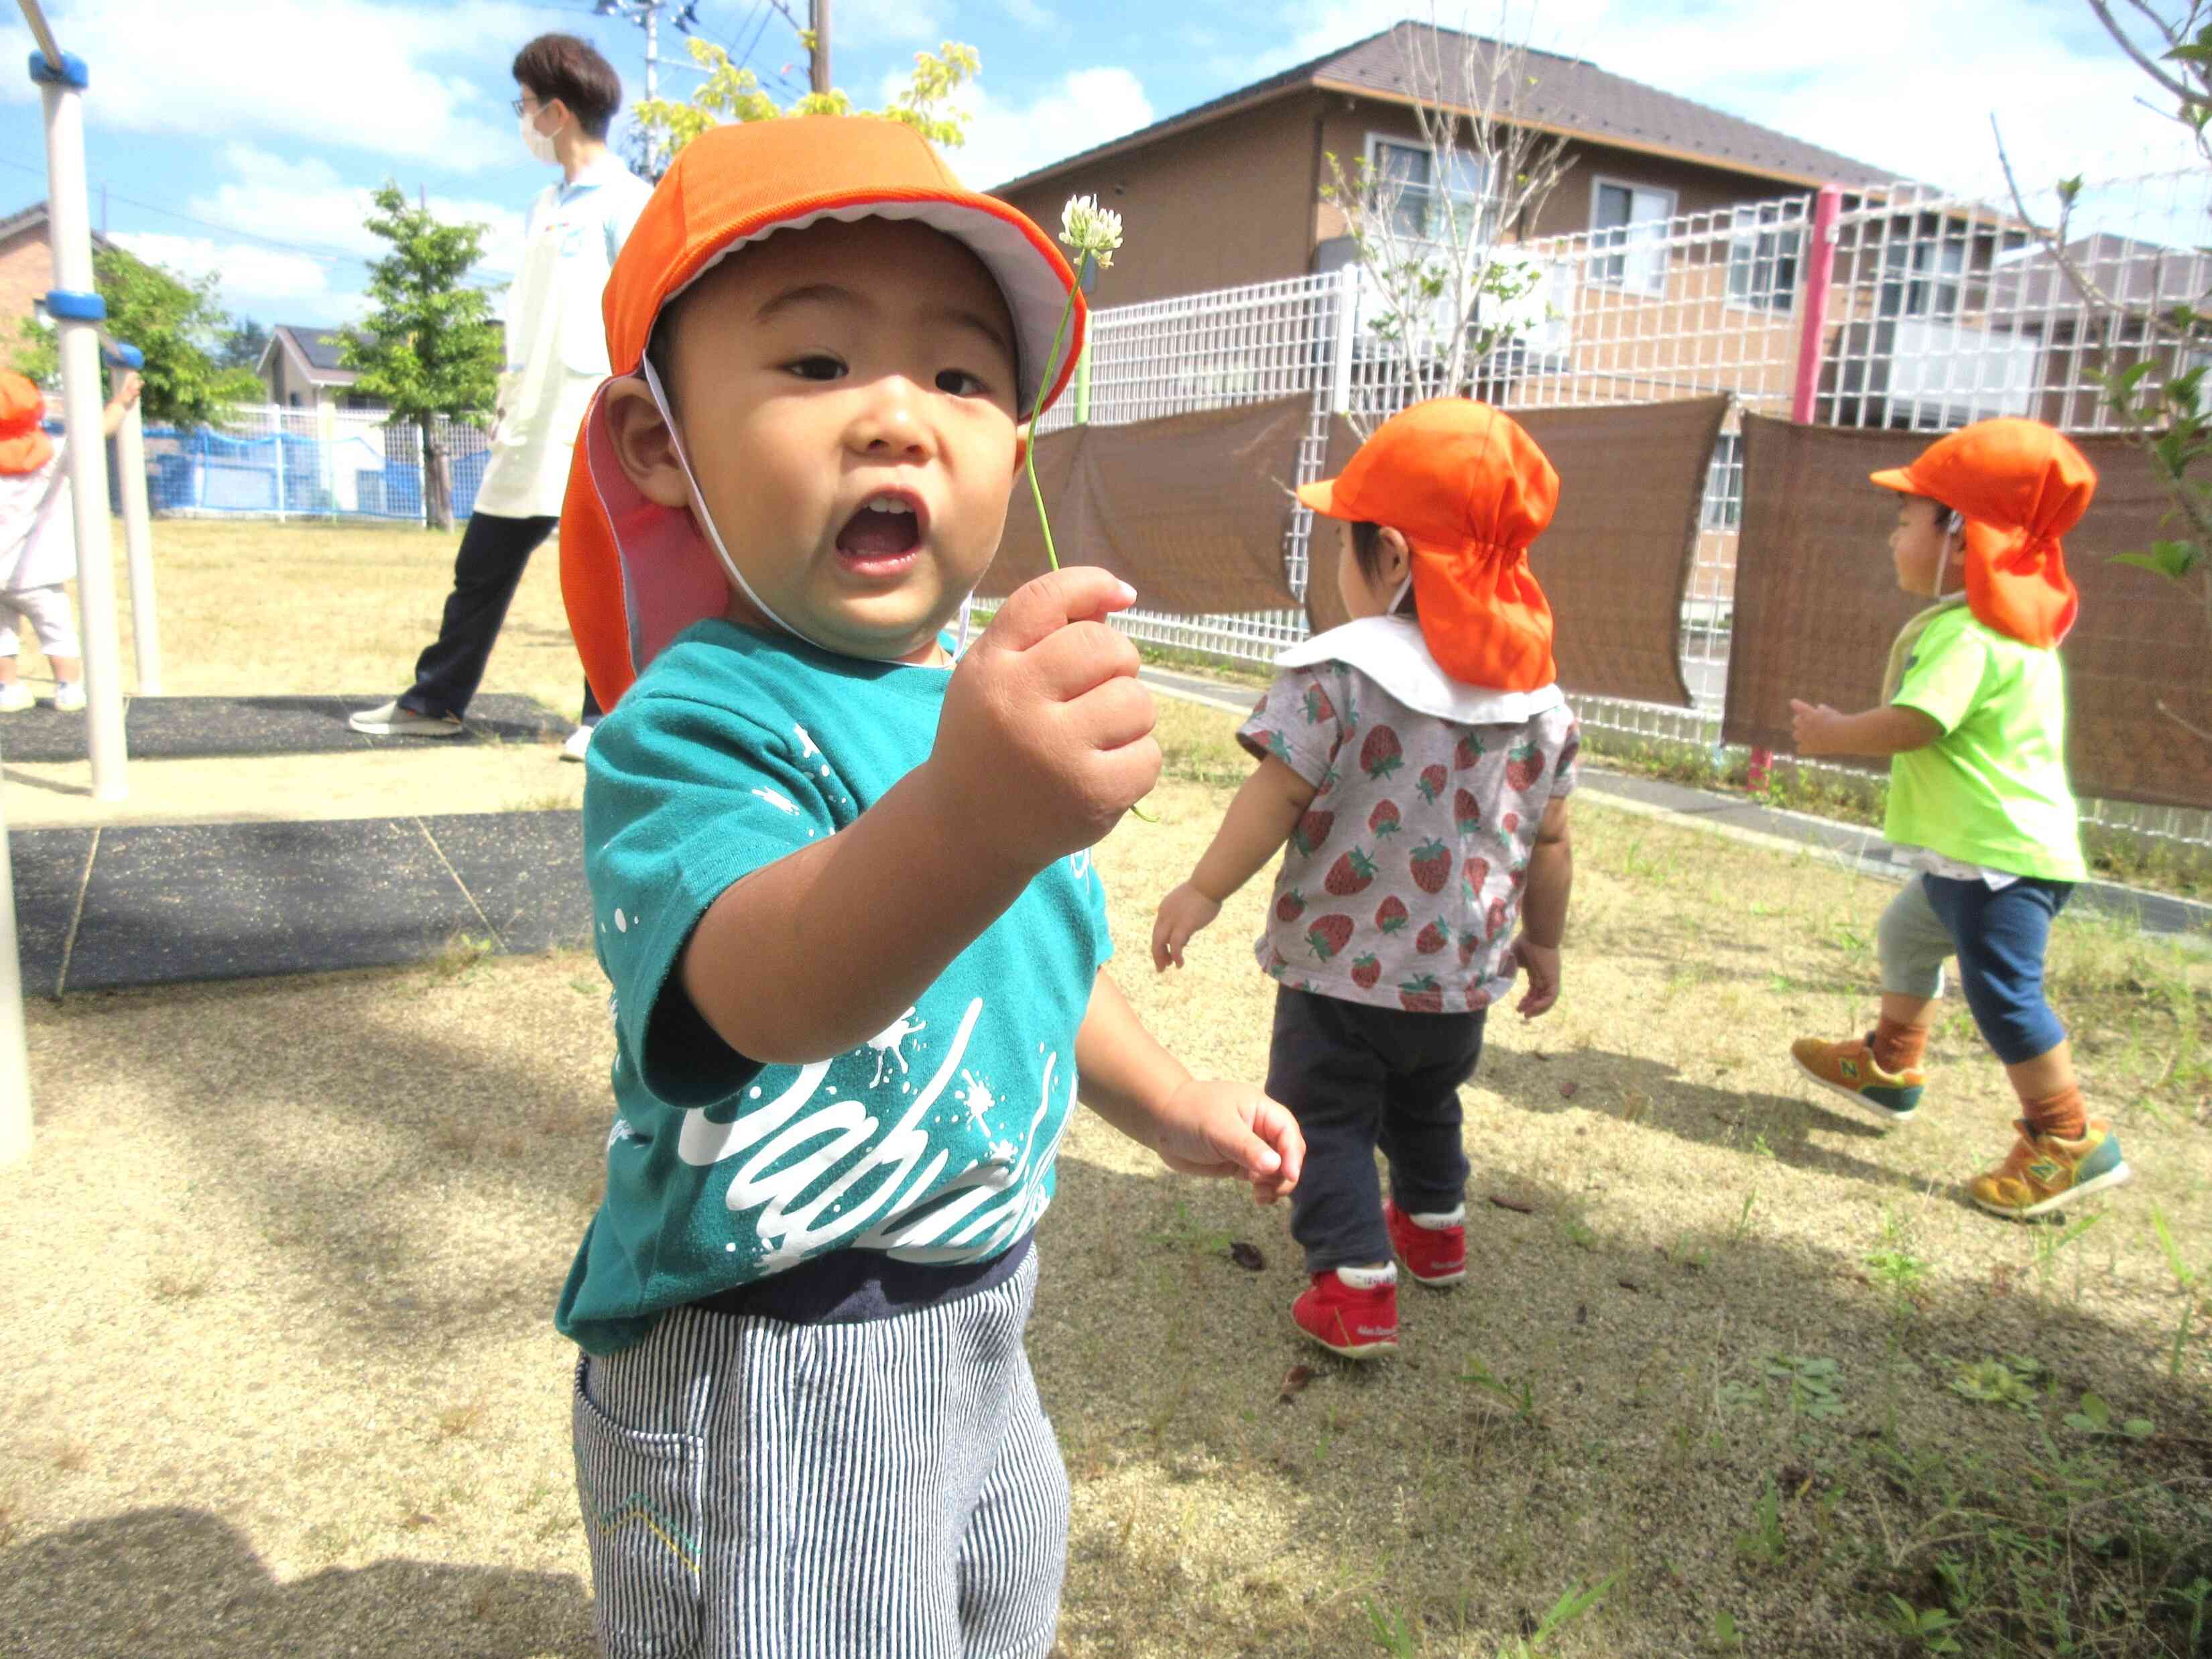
left=1239, top=661, right=1579, bottom=1013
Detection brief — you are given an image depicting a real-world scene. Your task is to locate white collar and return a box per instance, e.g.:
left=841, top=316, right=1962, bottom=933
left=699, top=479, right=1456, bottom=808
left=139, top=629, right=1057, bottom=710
left=1275, top=615, right=1562, bottom=725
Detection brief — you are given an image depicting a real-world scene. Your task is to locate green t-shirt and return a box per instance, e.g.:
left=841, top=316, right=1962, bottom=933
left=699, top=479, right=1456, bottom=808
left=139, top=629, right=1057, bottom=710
left=1884, top=601, right=2085, bottom=881
left=556, top=620, right=1113, bottom=1355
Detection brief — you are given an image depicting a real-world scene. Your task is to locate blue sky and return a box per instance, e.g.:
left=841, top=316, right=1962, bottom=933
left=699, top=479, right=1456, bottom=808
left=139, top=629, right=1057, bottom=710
left=0, top=0, right=2194, bottom=330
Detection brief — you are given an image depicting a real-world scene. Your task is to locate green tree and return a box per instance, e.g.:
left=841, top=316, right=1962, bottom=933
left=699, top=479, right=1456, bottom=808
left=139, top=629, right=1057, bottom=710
left=220, top=315, right=272, bottom=372
left=630, top=37, right=979, bottom=170
left=339, top=183, right=503, bottom=532
left=15, top=246, right=262, bottom=429
left=2000, top=2, right=2212, bottom=748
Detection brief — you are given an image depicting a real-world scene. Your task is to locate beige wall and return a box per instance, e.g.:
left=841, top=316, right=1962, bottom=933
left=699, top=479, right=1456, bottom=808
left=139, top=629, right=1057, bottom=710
left=998, top=93, right=1329, bottom=308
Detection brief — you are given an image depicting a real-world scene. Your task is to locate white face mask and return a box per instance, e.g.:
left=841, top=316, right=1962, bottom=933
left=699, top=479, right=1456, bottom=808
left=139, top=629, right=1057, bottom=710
left=637, top=357, right=975, bottom=661
left=519, top=105, right=559, bottom=166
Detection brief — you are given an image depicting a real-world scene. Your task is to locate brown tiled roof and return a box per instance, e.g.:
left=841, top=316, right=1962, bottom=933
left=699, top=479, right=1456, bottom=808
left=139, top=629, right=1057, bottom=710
left=994, top=20, right=1894, bottom=194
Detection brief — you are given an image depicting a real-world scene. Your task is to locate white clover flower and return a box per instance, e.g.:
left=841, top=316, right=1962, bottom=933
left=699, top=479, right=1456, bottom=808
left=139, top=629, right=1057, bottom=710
left=1058, top=194, right=1123, bottom=271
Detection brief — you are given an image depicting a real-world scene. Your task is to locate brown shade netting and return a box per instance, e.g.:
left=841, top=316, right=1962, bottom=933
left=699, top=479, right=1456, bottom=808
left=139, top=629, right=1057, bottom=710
left=1727, top=415, right=2212, bottom=811
left=979, top=396, right=1307, bottom=614
left=1308, top=396, right=1729, bottom=707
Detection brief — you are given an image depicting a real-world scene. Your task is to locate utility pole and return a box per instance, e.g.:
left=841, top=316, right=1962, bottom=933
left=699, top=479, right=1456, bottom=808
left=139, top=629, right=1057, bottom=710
left=810, top=0, right=829, bottom=95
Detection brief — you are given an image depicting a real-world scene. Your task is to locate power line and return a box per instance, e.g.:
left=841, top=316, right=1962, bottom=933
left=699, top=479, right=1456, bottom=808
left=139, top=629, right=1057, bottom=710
left=0, top=153, right=512, bottom=290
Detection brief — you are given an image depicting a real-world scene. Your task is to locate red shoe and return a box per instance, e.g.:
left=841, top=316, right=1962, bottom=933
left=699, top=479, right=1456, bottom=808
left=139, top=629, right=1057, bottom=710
left=1293, top=1268, right=1399, bottom=1358
left=1385, top=1199, right=1467, bottom=1286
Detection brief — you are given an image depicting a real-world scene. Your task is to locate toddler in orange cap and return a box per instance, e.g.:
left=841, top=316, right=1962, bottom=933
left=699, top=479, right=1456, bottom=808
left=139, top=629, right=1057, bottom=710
left=1786, top=418, right=2130, bottom=1220
left=0, top=366, right=139, bottom=713
left=551, top=115, right=1302, bottom=1657
left=1153, top=400, right=1580, bottom=1358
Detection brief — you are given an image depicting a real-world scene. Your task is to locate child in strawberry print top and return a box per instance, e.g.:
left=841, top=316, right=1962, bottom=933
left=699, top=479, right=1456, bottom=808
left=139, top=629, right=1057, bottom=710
left=1154, top=401, right=1578, bottom=1359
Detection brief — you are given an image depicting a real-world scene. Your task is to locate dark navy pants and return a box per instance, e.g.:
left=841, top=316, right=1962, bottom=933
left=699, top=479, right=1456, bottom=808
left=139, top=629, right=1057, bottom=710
left=1918, top=873, right=2074, bottom=1064
left=1266, top=986, right=1485, bottom=1274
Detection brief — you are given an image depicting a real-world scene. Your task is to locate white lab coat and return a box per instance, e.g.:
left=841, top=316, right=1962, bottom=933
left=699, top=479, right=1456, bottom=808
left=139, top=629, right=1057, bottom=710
left=472, top=155, right=654, bottom=521
left=0, top=440, right=76, bottom=592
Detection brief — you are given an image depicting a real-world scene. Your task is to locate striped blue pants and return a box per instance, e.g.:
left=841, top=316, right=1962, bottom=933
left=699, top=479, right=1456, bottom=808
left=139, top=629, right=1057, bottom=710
left=572, top=1250, right=1068, bottom=1658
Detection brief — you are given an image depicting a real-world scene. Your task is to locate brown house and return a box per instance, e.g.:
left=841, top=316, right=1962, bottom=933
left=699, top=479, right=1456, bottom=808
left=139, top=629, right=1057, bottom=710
left=0, top=202, right=116, bottom=369
left=993, top=21, right=1895, bottom=310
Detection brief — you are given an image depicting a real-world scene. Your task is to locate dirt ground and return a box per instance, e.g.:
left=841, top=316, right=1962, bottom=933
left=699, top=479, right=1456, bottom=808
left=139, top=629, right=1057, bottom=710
left=0, top=526, right=2207, bottom=1656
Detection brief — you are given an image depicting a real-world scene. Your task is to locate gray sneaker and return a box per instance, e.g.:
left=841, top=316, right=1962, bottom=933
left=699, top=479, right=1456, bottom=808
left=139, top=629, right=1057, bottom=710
left=349, top=698, right=464, bottom=738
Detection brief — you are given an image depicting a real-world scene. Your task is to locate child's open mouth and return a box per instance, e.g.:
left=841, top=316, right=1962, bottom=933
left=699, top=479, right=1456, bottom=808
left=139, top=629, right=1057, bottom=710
left=835, top=492, right=926, bottom=578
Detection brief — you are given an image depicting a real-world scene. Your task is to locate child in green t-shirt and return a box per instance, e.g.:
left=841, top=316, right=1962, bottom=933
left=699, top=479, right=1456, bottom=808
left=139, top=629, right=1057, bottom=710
left=551, top=117, right=1304, bottom=1657
left=1785, top=418, right=2130, bottom=1221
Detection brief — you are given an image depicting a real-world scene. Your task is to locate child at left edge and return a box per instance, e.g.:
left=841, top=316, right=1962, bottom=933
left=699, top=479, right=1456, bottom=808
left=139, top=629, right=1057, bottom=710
left=553, top=117, right=1302, bottom=1657
left=0, top=365, right=141, bottom=713
left=1153, top=400, right=1579, bottom=1359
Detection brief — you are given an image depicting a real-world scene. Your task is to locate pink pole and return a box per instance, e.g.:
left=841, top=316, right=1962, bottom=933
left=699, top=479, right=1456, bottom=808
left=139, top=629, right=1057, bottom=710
left=1789, top=184, right=1843, bottom=425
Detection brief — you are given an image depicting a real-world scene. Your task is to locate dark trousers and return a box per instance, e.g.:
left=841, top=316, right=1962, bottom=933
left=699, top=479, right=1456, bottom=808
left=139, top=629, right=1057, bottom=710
left=1266, top=986, right=1485, bottom=1274
left=399, top=510, right=601, bottom=723
left=1919, top=873, right=2074, bottom=1064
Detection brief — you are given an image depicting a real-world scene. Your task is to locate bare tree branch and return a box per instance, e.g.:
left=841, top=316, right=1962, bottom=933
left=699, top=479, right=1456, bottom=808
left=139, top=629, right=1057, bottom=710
left=2089, top=0, right=2199, bottom=104
left=1323, top=2, right=1574, bottom=422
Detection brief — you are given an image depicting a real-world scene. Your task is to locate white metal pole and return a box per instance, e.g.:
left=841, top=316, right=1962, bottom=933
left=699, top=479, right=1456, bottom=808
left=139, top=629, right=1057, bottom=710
left=0, top=775, right=31, bottom=1167
left=111, top=347, right=158, bottom=693
left=35, top=42, right=126, bottom=800
left=272, top=410, right=287, bottom=524
left=1328, top=266, right=1358, bottom=415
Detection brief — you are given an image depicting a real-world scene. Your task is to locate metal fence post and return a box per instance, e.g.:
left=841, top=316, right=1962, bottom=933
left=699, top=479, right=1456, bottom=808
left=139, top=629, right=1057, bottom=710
left=0, top=774, right=31, bottom=1166
left=34, top=42, right=125, bottom=800
left=1789, top=184, right=1843, bottom=425
left=271, top=411, right=287, bottom=524
left=1327, top=267, right=1357, bottom=415
left=107, top=341, right=158, bottom=694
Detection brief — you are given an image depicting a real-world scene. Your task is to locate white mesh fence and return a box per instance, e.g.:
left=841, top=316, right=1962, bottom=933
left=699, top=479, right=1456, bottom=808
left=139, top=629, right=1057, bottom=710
left=1058, top=166, right=2209, bottom=849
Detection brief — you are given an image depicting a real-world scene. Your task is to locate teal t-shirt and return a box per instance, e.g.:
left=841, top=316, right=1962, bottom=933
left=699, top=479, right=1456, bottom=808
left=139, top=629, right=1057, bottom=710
left=1884, top=602, right=2086, bottom=881
left=556, top=620, right=1112, bottom=1355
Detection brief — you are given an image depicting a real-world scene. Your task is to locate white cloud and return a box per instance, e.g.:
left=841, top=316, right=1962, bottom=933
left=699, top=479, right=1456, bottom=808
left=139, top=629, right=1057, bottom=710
left=935, top=67, right=1156, bottom=193
left=0, top=0, right=551, bottom=171
left=106, top=144, right=526, bottom=325
left=831, top=0, right=948, bottom=50
left=109, top=231, right=349, bottom=313
left=187, top=145, right=527, bottom=280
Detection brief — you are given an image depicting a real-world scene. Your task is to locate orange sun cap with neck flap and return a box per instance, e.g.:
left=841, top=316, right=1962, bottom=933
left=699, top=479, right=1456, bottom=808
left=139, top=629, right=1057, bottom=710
left=1297, top=398, right=1560, bottom=692
left=560, top=115, right=1087, bottom=708
left=1869, top=418, right=2095, bottom=649
left=0, top=371, right=54, bottom=477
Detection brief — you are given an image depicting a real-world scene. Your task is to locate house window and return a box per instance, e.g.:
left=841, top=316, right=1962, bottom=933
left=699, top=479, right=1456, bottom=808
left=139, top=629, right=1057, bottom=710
left=1880, top=235, right=1967, bottom=319
left=1365, top=135, right=1492, bottom=245
left=1589, top=179, right=1674, bottom=294
left=1727, top=202, right=1801, bottom=310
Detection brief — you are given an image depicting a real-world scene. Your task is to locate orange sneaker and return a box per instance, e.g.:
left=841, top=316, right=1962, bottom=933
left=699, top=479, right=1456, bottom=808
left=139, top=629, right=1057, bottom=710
left=1790, top=1033, right=1922, bottom=1127
left=1969, top=1118, right=2132, bottom=1220
left=1293, top=1267, right=1399, bottom=1358
left=1384, top=1199, right=1466, bottom=1286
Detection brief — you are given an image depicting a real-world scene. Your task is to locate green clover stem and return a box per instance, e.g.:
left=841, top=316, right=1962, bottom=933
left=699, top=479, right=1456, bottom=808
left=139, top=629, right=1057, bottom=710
left=1024, top=274, right=1083, bottom=572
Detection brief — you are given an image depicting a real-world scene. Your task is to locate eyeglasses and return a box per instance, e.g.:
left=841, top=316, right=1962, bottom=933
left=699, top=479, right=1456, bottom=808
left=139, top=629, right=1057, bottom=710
left=511, top=96, right=536, bottom=117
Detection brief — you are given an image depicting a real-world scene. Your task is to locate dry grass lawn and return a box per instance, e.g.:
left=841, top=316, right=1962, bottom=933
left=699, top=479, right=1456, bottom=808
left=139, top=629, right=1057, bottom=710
left=50, top=518, right=587, bottom=719
left=1, top=527, right=2208, bottom=1656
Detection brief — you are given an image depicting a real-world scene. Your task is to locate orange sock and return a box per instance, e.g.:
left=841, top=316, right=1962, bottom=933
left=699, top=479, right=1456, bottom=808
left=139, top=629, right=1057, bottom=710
left=1870, top=1018, right=1927, bottom=1074
left=2021, top=1084, right=2087, bottom=1143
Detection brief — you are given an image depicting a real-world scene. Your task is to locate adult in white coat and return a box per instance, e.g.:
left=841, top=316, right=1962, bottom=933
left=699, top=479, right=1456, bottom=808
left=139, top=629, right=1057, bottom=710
left=351, top=34, right=652, bottom=757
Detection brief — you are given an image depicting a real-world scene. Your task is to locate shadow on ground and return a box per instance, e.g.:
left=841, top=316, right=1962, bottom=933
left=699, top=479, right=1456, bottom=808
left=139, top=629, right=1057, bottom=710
left=0, top=1509, right=592, bottom=1659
